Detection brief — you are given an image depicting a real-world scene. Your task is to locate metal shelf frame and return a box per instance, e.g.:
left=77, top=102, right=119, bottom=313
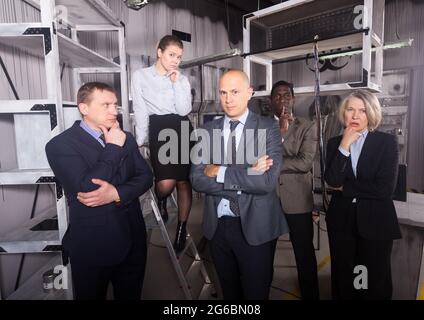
left=0, top=0, right=127, bottom=300
left=242, top=0, right=385, bottom=96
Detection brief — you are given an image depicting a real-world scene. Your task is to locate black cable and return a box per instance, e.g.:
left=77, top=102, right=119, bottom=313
left=312, top=37, right=330, bottom=212
left=60, top=63, right=66, bottom=81
left=394, top=0, right=401, bottom=40
left=312, top=210, right=328, bottom=233
left=224, top=0, right=234, bottom=49
left=0, top=55, right=20, bottom=100
left=313, top=220, right=327, bottom=233
left=22, top=0, right=40, bottom=12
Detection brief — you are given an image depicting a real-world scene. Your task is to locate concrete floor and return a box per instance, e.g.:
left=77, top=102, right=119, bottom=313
left=140, top=195, right=424, bottom=300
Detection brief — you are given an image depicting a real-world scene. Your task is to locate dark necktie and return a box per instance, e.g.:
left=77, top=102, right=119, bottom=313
left=99, top=134, right=106, bottom=146
left=227, top=120, right=240, bottom=216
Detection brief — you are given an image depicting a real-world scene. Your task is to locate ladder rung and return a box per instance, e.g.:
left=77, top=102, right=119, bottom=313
left=144, top=187, right=215, bottom=299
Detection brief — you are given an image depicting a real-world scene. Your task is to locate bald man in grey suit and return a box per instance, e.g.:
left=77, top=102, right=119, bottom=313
left=190, top=70, right=289, bottom=300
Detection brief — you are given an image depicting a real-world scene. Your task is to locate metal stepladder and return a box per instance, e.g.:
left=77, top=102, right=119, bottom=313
left=139, top=147, right=216, bottom=300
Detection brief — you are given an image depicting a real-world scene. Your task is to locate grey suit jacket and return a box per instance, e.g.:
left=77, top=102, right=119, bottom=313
left=279, top=117, right=318, bottom=214
left=190, top=111, right=289, bottom=246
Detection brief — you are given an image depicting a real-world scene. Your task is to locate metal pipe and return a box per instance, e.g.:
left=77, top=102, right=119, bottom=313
left=180, top=49, right=241, bottom=69
left=312, top=36, right=329, bottom=212
left=196, top=65, right=204, bottom=123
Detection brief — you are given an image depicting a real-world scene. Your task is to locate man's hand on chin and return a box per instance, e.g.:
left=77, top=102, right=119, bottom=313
left=99, top=121, right=126, bottom=147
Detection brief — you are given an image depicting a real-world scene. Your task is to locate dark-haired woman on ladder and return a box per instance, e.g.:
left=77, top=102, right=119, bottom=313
left=132, top=35, right=193, bottom=253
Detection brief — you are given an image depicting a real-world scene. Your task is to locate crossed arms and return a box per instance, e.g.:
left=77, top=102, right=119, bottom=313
left=46, top=134, right=153, bottom=208
left=190, top=121, right=282, bottom=197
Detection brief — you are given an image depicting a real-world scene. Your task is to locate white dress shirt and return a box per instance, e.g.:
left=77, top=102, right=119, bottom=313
left=131, top=65, right=192, bottom=145
left=215, top=109, right=249, bottom=217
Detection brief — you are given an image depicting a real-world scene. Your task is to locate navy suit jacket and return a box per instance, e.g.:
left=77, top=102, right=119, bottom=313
left=324, top=131, right=401, bottom=240
left=45, top=121, right=153, bottom=266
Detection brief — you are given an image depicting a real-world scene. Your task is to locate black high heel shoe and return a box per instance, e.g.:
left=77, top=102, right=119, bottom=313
left=158, top=198, right=168, bottom=223
left=173, top=220, right=187, bottom=253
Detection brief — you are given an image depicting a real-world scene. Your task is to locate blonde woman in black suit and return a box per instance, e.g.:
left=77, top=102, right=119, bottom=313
left=325, top=89, right=401, bottom=300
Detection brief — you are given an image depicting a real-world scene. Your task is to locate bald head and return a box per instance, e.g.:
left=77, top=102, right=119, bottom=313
left=219, top=69, right=253, bottom=120
left=220, top=69, right=250, bottom=87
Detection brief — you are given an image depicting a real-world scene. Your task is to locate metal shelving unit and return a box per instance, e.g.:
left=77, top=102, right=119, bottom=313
left=243, top=0, right=386, bottom=96
left=0, top=0, right=128, bottom=300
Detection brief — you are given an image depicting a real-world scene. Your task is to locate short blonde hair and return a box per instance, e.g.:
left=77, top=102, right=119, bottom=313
left=338, top=89, right=382, bottom=131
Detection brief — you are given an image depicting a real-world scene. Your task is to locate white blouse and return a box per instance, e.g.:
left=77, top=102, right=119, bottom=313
left=131, top=65, right=192, bottom=145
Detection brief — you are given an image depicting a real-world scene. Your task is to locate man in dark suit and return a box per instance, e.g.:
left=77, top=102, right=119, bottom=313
left=190, top=70, right=289, bottom=299
left=45, top=82, right=153, bottom=300
left=271, top=80, right=320, bottom=300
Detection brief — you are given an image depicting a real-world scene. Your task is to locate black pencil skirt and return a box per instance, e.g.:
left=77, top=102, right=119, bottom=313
left=148, top=114, right=194, bottom=182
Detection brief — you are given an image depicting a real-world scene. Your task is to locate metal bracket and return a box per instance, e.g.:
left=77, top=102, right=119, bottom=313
left=36, top=176, right=63, bottom=200
left=348, top=69, right=368, bottom=88
left=23, top=27, right=52, bottom=55
left=43, top=245, right=62, bottom=252
left=243, top=13, right=254, bottom=29
left=30, top=104, right=57, bottom=130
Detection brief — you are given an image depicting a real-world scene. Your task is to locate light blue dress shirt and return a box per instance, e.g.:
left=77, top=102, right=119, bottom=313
left=338, top=129, right=368, bottom=202
left=80, top=120, right=105, bottom=147
left=215, top=109, right=249, bottom=218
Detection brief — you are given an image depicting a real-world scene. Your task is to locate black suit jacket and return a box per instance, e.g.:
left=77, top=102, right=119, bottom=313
left=324, top=131, right=401, bottom=240
left=45, top=121, right=153, bottom=266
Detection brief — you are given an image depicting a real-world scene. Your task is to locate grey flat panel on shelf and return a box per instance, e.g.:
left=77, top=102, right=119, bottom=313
left=63, top=103, right=81, bottom=130
left=14, top=113, right=51, bottom=169
left=0, top=207, right=59, bottom=253
left=6, top=255, right=72, bottom=300
left=0, top=101, right=79, bottom=168
left=0, top=32, right=119, bottom=68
